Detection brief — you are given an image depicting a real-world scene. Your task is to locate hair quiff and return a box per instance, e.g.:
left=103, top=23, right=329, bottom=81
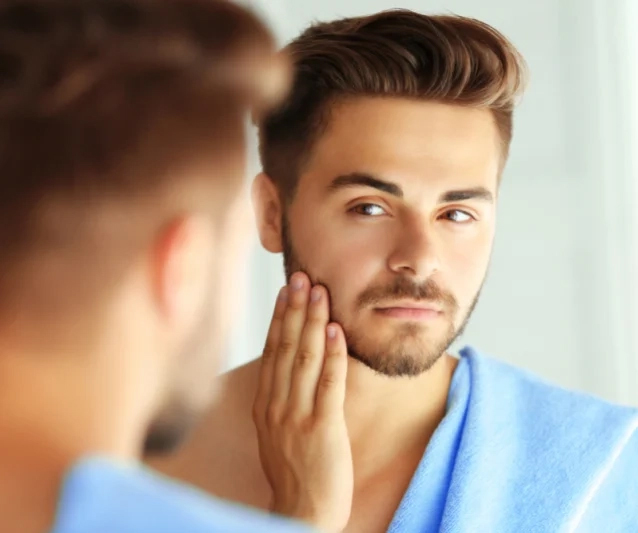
left=259, top=9, right=528, bottom=200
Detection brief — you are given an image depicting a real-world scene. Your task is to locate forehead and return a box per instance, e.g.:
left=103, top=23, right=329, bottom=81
left=300, top=97, right=501, bottom=194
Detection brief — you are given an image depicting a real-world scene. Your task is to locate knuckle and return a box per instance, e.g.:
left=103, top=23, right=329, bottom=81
left=280, top=410, right=296, bottom=427
left=319, top=372, right=339, bottom=389
left=286, top=295, right=305, bottom=310
left=282, top=410, right=311, bottom=431
left=295, top=349, right=315, bottom=368
left=327, top=342, right=344, bottom=358
left=305, top=315, right=326, bottom=330
left=261, top=345, right=275, bottom=362
left=266, top=403, right=284, bottom=426
left=278, top=338, right=297, bottom=354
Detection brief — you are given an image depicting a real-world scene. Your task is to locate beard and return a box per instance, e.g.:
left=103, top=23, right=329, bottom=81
left=143, top=399, right=197, bottom=456
left=282, top=216, right=481, bottom=377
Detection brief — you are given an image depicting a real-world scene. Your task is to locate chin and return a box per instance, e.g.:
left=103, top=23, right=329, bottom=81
left=342, top=322, right=455, bottom=377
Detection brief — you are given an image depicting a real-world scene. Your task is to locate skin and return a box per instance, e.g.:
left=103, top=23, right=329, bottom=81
left=254, top=279, right=351, bottom=532
left=0, top=1, right=304, bottom=530
left=0, top=151, right=252, bottom=533
left=151, top=97, right=502, bottom=532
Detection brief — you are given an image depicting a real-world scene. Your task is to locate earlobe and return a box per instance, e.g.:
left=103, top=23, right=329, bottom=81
left=251, top=172, right=283, bottom=253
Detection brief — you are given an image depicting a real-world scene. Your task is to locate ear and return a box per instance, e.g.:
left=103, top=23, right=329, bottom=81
left=152, top=215, right=214, bottom=330
left=251, top=172, right=284, bottom=253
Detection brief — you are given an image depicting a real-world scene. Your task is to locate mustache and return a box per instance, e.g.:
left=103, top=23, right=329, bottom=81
left=356, top=276, right=458, bottom=311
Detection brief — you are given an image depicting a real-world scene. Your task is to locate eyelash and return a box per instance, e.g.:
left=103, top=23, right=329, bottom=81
left=350, top=203, right=476, bottom=223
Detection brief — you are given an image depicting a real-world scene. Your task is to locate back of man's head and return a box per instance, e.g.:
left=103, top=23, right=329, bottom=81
left=0, top=0, right=287, bottom=459
left=0, top=0, right=283, bottom=316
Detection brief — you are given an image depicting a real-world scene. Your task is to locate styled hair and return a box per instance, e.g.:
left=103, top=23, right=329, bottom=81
left=259, top=9, right=528, bottom=200
left=0, top=0, right=286, bottom=311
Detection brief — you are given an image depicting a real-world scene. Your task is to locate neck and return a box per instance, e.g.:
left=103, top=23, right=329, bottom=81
left=0, top=346, right=147, bottom=533
left=344, top=353, right=458, bottom=479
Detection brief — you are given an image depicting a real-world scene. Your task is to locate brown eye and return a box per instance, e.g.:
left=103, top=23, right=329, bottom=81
left=352, top=203, right=385, bottom=216
left=444, top=210, right=473, bottom=223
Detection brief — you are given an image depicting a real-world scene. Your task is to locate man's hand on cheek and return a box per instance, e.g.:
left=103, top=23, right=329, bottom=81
left=252, top=271, right=353, bottom=533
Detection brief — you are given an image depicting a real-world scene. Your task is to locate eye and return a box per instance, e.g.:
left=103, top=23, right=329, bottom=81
left=443, top=209, right=474, bottom=223
left=351, top=203, right=387, bottom=216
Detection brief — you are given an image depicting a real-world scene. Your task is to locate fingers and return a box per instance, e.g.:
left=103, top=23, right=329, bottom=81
left=255, top=271, right=347, bottom=428
left=287, top=284, right=330, bottom=417
left=315, top=323, right=348, bottom=420
left=270, top=272, right=310, bottom=409
left=254, top=285, right=288, bottom=419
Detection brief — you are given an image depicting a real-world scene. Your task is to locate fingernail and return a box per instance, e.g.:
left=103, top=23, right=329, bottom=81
left=311, top=287, right=321, bottom=302
left=291, top=275, right=304, bottom=291
left=327, top=325, right=337, bottom=339
left=278, top=287, right=288, bottom=301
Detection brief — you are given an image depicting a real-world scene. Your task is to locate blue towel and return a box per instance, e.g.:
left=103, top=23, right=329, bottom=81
left=388, top=347, right=638, bottom=533
left=51, top=456, right=313, bottom=533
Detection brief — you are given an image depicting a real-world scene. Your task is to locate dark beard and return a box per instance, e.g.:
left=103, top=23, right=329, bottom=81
left=143, top=401, right=196, bottom=456
left=281, top=215, right=481, bottom=377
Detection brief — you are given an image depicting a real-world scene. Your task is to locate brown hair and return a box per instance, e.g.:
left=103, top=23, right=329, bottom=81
left=0, top=0, right=286, bottom=312
left=259, top=9, right=528, bottom=200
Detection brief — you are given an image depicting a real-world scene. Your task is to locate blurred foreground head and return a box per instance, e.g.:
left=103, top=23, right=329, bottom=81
left=0, top=0, right=288, bottom=455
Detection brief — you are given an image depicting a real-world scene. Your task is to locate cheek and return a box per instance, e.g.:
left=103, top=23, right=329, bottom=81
left=444, top=230, right=493, bottom=300
left=294, top=217, right=387, bottom=311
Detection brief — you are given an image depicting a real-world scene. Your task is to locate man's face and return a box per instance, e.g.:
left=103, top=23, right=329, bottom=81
left=282, top=97, right=500, bottom=377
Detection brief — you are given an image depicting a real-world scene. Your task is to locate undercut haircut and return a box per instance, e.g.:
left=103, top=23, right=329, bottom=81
left=0, top=0, right=286, bottom=314
left=258, top=9, right=528, bottom=201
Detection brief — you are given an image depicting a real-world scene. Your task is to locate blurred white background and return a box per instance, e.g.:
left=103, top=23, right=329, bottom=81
left=228, top=0, right=638, bottom=406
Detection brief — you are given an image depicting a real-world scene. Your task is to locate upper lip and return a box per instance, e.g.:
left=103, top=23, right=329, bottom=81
left=375, top=300, right=442, bottom=312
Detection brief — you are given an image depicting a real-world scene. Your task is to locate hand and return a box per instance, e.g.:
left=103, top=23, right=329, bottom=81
left=252, top=272, right=353, bottom=533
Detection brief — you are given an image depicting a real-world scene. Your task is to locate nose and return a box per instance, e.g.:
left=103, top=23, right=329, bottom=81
left=387, top=215, right=440, bottom=279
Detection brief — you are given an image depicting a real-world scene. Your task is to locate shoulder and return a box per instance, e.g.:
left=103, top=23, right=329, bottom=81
left=453, top=347, right=638, bottom=527
left=184, top=356, right=262, bottom=450
left=461, top=345, right=638, bottom=435
left=461, top=346, right=638, bottom=490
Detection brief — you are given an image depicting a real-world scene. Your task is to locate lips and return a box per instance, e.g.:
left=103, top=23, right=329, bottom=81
left=375, top=300, right=443, bottom=313
left=374, top=302, right=443, bottom=320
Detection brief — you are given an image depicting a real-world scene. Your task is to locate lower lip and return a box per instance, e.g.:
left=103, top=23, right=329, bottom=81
left=374, top=307, right=442, bottom=320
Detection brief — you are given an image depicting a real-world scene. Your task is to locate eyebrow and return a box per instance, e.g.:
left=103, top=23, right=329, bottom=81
left=439, top=187, right=494, bottom=203
left=328, top=173, right=403, bottom=197
left=328, top=172, right=494, bottom=204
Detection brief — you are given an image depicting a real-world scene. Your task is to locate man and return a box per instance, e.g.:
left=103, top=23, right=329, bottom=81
left=153, top=10, right=638, bottom=532
left=0, top=0, right=322, bottom=532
